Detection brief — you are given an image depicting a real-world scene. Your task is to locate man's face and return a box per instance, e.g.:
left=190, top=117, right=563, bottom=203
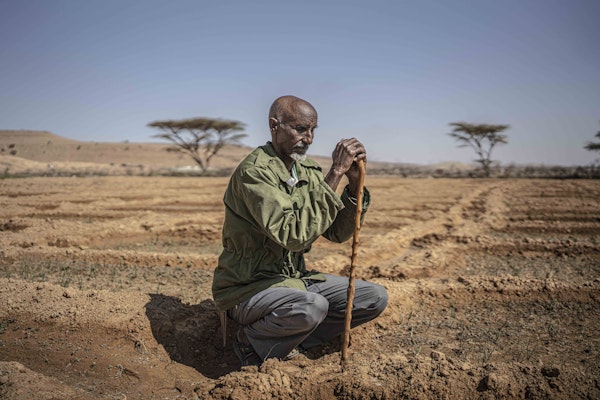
left=270, top=104, right=317, bottom=165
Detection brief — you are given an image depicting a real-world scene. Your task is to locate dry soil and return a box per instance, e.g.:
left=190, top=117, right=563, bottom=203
left=0, top=175, right=599, bottom=399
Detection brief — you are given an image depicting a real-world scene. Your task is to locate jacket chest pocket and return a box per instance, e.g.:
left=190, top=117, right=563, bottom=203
left=290, top=189, right=305, bottom=210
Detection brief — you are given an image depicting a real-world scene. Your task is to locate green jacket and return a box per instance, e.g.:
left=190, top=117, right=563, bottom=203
left=211, top=143, right=370, bottom=311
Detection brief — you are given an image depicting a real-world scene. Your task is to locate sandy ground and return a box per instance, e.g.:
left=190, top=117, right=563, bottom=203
left=0, top=175, right=598, bottom=399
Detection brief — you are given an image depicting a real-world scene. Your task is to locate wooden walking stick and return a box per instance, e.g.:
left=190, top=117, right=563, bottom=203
left=341, top=159, right=366, bottom=369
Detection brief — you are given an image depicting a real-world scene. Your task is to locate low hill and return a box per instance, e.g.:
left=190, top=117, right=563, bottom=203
left=0, top=130, right=487, bottom=178
left=0, top=130, right=350, bottom=176
left=0, top=130, right=251, bottom=170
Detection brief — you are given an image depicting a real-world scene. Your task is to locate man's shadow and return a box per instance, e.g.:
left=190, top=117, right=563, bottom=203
left=145, top=294, right=240, bottom=379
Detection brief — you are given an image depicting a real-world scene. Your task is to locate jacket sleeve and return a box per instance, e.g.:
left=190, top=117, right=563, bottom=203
left=228, top=165, right=345, bottom=252
left=322, top=185, right=371, bottom=243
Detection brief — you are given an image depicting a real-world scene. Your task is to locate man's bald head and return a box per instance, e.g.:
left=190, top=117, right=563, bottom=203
left=268, top=95, right=318, bottom=168
left=268, top=95, right=317, bottom=125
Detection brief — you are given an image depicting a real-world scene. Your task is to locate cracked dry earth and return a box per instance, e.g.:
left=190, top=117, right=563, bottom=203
left=0, top=176, right=599, bottom=399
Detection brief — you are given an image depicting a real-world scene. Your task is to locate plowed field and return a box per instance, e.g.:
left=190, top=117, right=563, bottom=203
left=1, top=176, right=599, bottom=399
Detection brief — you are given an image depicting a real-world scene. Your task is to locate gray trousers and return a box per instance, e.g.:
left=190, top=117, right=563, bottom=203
left=227, top=274, right=388, bottom=361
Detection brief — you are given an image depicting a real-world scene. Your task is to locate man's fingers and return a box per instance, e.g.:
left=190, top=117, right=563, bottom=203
left=339, top=138, right=365, bottom=155
left=334, top=138, right=367, bottom=174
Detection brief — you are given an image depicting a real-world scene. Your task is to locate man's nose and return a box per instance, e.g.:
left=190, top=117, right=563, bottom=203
left=303, top=131, right=313, bottom=145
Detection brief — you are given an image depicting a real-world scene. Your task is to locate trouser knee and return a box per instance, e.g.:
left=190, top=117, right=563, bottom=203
left=373, top=284, right=389, bottom=315
left=300, top=294, right=329, bottom=329
left=364, top=283, right=388, bottom=318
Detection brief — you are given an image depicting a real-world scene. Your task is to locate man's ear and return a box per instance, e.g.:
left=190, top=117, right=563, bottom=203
left=269, top=118, right=278, bottom=132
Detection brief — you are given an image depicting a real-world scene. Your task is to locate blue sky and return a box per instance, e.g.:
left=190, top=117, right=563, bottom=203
left=1, top=0, right=599, bottom=166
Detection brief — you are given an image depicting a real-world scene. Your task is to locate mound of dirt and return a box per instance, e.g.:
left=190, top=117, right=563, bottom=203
left=1, top=176, right=599, bottom=399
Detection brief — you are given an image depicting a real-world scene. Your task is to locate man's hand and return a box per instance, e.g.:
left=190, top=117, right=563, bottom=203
left=325, top=138, right=367, bottom=195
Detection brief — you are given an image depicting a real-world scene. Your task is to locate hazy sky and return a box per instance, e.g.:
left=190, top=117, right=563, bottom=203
left=1, top=0, right=599, bottom=166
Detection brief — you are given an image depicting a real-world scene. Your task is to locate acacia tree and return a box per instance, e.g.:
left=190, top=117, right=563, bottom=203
left=448, top=122, right=509, bottom=177
left=148, top=117, right=246, bottom=173
left=584, top=128, right=600, bottom=152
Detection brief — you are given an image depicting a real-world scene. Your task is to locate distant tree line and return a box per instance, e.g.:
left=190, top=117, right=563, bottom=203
left=147, top=114, right=599, bottom=178
left=447, top=120, right=600, bottom=178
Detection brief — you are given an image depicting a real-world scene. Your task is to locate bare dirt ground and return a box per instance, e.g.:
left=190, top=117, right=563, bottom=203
left=0, top=174, right=598, bottom=399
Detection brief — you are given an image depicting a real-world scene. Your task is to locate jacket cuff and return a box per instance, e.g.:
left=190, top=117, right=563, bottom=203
left=341, top=185, right=370, bottom=210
